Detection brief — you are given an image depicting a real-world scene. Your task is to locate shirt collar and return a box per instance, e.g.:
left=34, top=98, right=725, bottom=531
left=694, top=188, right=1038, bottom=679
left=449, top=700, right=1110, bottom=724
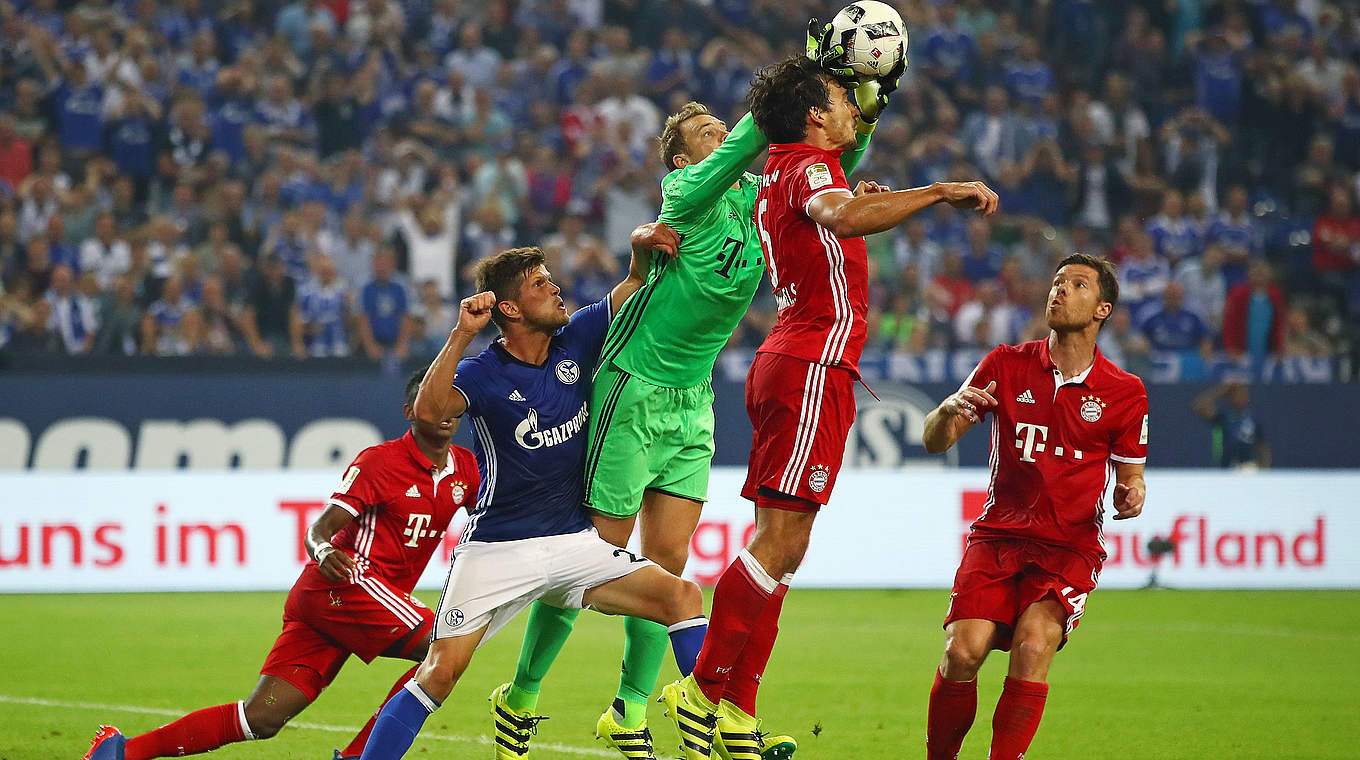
left=401, top=430, right=456, bottom=478
left=1039, top=337, right=1103, bottom=386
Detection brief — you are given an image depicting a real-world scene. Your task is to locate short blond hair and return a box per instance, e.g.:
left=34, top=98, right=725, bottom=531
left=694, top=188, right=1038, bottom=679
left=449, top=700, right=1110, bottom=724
left=657, top=102, right=712, bottom=171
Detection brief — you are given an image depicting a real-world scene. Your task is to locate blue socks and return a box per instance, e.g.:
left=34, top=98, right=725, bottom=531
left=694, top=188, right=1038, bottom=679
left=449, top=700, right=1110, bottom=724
left=667, top=617, right=708, bottom=676
left=359, top=680, right=440, bottom=760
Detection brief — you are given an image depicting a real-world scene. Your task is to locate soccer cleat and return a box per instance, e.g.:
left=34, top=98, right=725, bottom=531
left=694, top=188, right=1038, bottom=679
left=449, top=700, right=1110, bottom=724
left=83, top=725, right=126, bottom=760
left=658, top=676, right=717, bottom=760
left=712, top=703, right=798, bottom=760
left=595, top=707, right=658, bottom=760
left=332, top=751, right=360, bottom=760
left=489, top=682, right=548, bottom=759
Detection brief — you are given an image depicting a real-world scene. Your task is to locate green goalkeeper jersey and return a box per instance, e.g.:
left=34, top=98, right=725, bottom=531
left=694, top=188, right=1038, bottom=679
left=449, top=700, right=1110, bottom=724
left=599, top=113, right=871, bottom=388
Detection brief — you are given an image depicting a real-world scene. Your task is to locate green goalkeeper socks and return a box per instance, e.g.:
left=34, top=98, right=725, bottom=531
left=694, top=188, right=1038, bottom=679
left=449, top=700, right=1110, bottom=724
left=508, top=601, right=581, bottom=712
left=614, top=616, right=669, bottom=728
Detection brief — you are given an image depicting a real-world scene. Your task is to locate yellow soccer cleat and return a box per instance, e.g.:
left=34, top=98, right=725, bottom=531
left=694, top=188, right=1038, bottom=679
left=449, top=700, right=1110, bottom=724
left=595, top=706, right=658, bottom=760
left=712, top=701, right=798, bottom=760
left=658, top=675, right=718, bottom=760
left=489, top=683, right=548, bottom=760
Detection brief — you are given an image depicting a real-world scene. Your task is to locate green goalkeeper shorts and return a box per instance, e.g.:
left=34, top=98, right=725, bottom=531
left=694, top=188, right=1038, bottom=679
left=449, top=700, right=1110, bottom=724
left=582, top=359, right=716, bottom=518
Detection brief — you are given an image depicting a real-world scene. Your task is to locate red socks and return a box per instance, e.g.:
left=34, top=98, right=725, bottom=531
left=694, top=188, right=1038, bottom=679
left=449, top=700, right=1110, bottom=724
left=340, top=664, right=420, bottom=757
left=692, top=550, right=778, bottom=706
left=720, top=581, right=788, bottom=716
left=125, top=702, right=246, bottom=760
left=926, top=670, right=978, bottom=760
left=989, top=676, right=1049, bottom=760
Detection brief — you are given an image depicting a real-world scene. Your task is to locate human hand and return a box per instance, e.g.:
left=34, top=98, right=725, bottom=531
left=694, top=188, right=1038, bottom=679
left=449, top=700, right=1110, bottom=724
left=1112, top=482, right=1145, bottom=520
left=936, top=181, right=1000, bottom=216
left=942, top=380, right=997, bottom=424
left=853, top=180, right=890, bottom=196
left=631, top=221, right=681, bottom=259
left=315, top=543, right=357, bottom=581
left=453, top=291, right=497, bottom=336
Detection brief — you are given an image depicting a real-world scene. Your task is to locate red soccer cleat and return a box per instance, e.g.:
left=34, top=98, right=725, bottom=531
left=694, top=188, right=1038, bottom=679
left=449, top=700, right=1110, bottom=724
left=82, top=725, right=126, bottom=760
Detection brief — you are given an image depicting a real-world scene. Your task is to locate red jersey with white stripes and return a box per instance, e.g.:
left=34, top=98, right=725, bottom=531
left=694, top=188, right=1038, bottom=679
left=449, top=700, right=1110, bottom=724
left=754, top=143, right=869, bottom=375
left=322, top=431, right=477, bottom=594
left=965, top=339, right=1148, bottom=562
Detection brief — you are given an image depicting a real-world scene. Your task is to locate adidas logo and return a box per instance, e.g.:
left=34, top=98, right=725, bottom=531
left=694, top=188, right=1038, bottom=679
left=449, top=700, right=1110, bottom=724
left=405, top=485, right=420, bottom=497
left=508, top=389, right=526, bottom=402
left=1016, top=389, right=1036, bottom=404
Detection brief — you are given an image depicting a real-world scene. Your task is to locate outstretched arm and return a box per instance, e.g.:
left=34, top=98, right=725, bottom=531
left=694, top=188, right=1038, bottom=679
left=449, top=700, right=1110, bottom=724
left=807, top=180, right=999, bottom=239
left=662, top=113, right=768, bottom=222
left=414, top=291, right=497, bottom=423
left=305, top=504, right=358, bottom=581
left=922, top=380, right=998, bottom=454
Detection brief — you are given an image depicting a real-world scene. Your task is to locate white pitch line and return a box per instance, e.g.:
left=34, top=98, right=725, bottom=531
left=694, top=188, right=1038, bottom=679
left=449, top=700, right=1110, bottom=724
left=0, top=694, right=616, bottom=757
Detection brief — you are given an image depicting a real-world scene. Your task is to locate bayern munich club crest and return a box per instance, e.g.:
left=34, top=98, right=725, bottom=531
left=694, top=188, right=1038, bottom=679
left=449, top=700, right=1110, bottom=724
left=555, top=360, right=580, bottom=385
left=808, top=464, right=831, bottom=494
left=450, top=480, right=468, bottom=505
left=1080, top=395, right=1107, bottom=422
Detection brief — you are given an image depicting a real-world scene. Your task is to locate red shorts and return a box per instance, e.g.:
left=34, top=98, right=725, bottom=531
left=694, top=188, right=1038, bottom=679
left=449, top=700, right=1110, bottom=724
left=944, top=538, right=1100, bottom=650
left=259, top=566, right=433, bottom=700
left=741, top=352, right=857, bottom=506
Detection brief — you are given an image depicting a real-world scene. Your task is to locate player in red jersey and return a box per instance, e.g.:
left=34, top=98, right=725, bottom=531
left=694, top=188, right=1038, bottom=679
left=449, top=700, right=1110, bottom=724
left=922, top=254, right=1149, bottom=760
left=659, top=54, right=998, bottom=758
left=83, top=369, right=478, bottom=760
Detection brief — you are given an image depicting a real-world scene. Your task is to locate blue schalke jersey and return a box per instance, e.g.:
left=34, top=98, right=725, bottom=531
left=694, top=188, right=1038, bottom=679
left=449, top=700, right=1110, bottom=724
left=453, top=298, right=610, bottom=543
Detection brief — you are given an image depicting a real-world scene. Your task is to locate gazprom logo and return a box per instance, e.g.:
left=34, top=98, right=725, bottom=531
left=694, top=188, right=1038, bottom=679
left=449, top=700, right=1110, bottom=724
left=513, top=403, right=588, bottom=450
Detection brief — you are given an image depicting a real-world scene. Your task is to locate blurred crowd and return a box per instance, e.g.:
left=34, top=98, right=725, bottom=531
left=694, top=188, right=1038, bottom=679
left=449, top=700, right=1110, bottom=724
left=0, top=0, right=1357, bottom=379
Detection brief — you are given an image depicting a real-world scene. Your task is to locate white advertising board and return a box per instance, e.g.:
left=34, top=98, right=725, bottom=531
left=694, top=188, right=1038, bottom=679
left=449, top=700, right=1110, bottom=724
left=1, top=469, right=1356, bottom=592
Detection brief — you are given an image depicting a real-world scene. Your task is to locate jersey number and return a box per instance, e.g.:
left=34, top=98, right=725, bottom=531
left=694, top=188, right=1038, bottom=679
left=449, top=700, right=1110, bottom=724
left=714, top=237, right=743, bottom=278
left=612, top=548, right=648, bottom=564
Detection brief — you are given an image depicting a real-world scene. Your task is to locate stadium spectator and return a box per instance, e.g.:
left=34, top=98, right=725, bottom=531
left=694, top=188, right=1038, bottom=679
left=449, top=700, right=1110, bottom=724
left=45, top=263, right=97, bottom=355
left=243, top=252, right=302, bottom=358
left=358, top=247, right=412, bottom=360
left=297, top=253, right=349, bottom=357
left=1222, top=260, right=1287, bottom=360
left=1193, top=381, right=1271, bottom=469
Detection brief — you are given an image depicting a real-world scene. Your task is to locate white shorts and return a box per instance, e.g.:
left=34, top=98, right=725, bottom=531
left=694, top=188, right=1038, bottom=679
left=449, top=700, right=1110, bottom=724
left=432, top=529, right=653, bottom=643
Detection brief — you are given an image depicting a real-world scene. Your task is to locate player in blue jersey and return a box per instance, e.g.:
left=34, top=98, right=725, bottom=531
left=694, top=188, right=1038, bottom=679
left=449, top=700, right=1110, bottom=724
left=357, top=239, right=711, bottom=760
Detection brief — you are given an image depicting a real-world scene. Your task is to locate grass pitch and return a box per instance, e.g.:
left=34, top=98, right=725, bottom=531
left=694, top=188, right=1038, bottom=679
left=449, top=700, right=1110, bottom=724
left=3, top=589, right=1357, bottom=760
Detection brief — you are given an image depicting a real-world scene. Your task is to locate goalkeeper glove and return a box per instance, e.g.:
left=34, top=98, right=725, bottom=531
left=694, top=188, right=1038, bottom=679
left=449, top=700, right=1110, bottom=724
left=806, top=18, right=857, bottom=83
left=852, top=56, right=906, bottom=130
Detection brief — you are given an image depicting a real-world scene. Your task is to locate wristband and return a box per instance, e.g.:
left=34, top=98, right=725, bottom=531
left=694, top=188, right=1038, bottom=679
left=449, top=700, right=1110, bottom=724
left=314, top=541, right=335, bottom=563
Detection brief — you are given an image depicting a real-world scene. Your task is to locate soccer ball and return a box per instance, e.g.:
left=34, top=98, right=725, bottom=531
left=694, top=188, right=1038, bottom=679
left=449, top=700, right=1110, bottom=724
left=827, top=1, right=907, bottom=80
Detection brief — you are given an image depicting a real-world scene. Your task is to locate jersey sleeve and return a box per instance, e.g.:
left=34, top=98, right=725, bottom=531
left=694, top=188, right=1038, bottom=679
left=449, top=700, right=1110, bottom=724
left=327, top=448, right=385, bottom=517
left=960, top=346, right=1005, bottom=393
left=451, top=356, right=487, bottom=417
left=1110, top=382, right=1149, bottom=464
left=789, top=151, right=853, bottom=218
left=659, top=112, right=768, bottom=225
left=559, top=297, right=611, bottom=367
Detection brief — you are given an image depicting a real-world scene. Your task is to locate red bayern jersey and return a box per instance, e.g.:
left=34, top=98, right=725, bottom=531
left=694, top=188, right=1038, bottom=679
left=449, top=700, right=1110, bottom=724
left=965, top=339, right=1148, bottom=562
left=322, top=431, right=478, bottom=594
left=754, top=143, right=869, bottom=375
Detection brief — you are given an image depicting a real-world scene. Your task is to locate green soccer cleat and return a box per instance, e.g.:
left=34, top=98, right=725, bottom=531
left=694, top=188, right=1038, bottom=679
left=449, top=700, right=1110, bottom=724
left=658, top=675, right=718, bottom=760
left=595, top=707, right=658, bottom=760
left=712, top=701, right=797, bottom=760
left=489, top=682, right=548, bottom=759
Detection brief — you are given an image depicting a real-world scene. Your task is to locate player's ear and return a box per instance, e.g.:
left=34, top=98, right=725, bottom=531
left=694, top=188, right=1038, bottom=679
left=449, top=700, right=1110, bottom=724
left=1095, top=301, right=1113, bottom=322
left=673, top=152, right=692, bottom=169
left=496, top=299, right=519, bottom=321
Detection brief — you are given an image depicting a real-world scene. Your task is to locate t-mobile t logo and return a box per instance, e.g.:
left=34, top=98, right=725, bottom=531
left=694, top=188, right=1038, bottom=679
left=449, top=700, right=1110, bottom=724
left=1014, top=422, right=1049, bottom=462
left=403, top=513, right=433, bottom=547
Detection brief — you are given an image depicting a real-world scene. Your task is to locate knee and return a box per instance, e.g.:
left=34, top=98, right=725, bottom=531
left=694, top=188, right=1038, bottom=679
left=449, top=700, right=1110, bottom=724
left=416, top=655, right=465, bottom=700
left=647, top=543, right=690, bottom=577
left=667, top=578, right=704, bottom=623
left=1009, top=635, right=1057, bottom=675
left=942, top=636, right=988, bottom=678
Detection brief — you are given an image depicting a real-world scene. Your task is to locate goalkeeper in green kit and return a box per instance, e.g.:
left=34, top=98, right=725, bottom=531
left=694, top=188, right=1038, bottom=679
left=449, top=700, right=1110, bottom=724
left=487, top=24, right=904, bottom=760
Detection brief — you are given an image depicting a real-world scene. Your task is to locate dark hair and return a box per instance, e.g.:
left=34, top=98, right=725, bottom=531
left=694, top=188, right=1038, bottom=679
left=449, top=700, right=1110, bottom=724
left=473, top=246, right=547, bottom=330
left=747, top=55, right=834, bottom=144
left=1056, top=253, right=1120, bottom=326
left=658, top=102, right=712, bottom=171
left=405, top=366, right=428, bottom=408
